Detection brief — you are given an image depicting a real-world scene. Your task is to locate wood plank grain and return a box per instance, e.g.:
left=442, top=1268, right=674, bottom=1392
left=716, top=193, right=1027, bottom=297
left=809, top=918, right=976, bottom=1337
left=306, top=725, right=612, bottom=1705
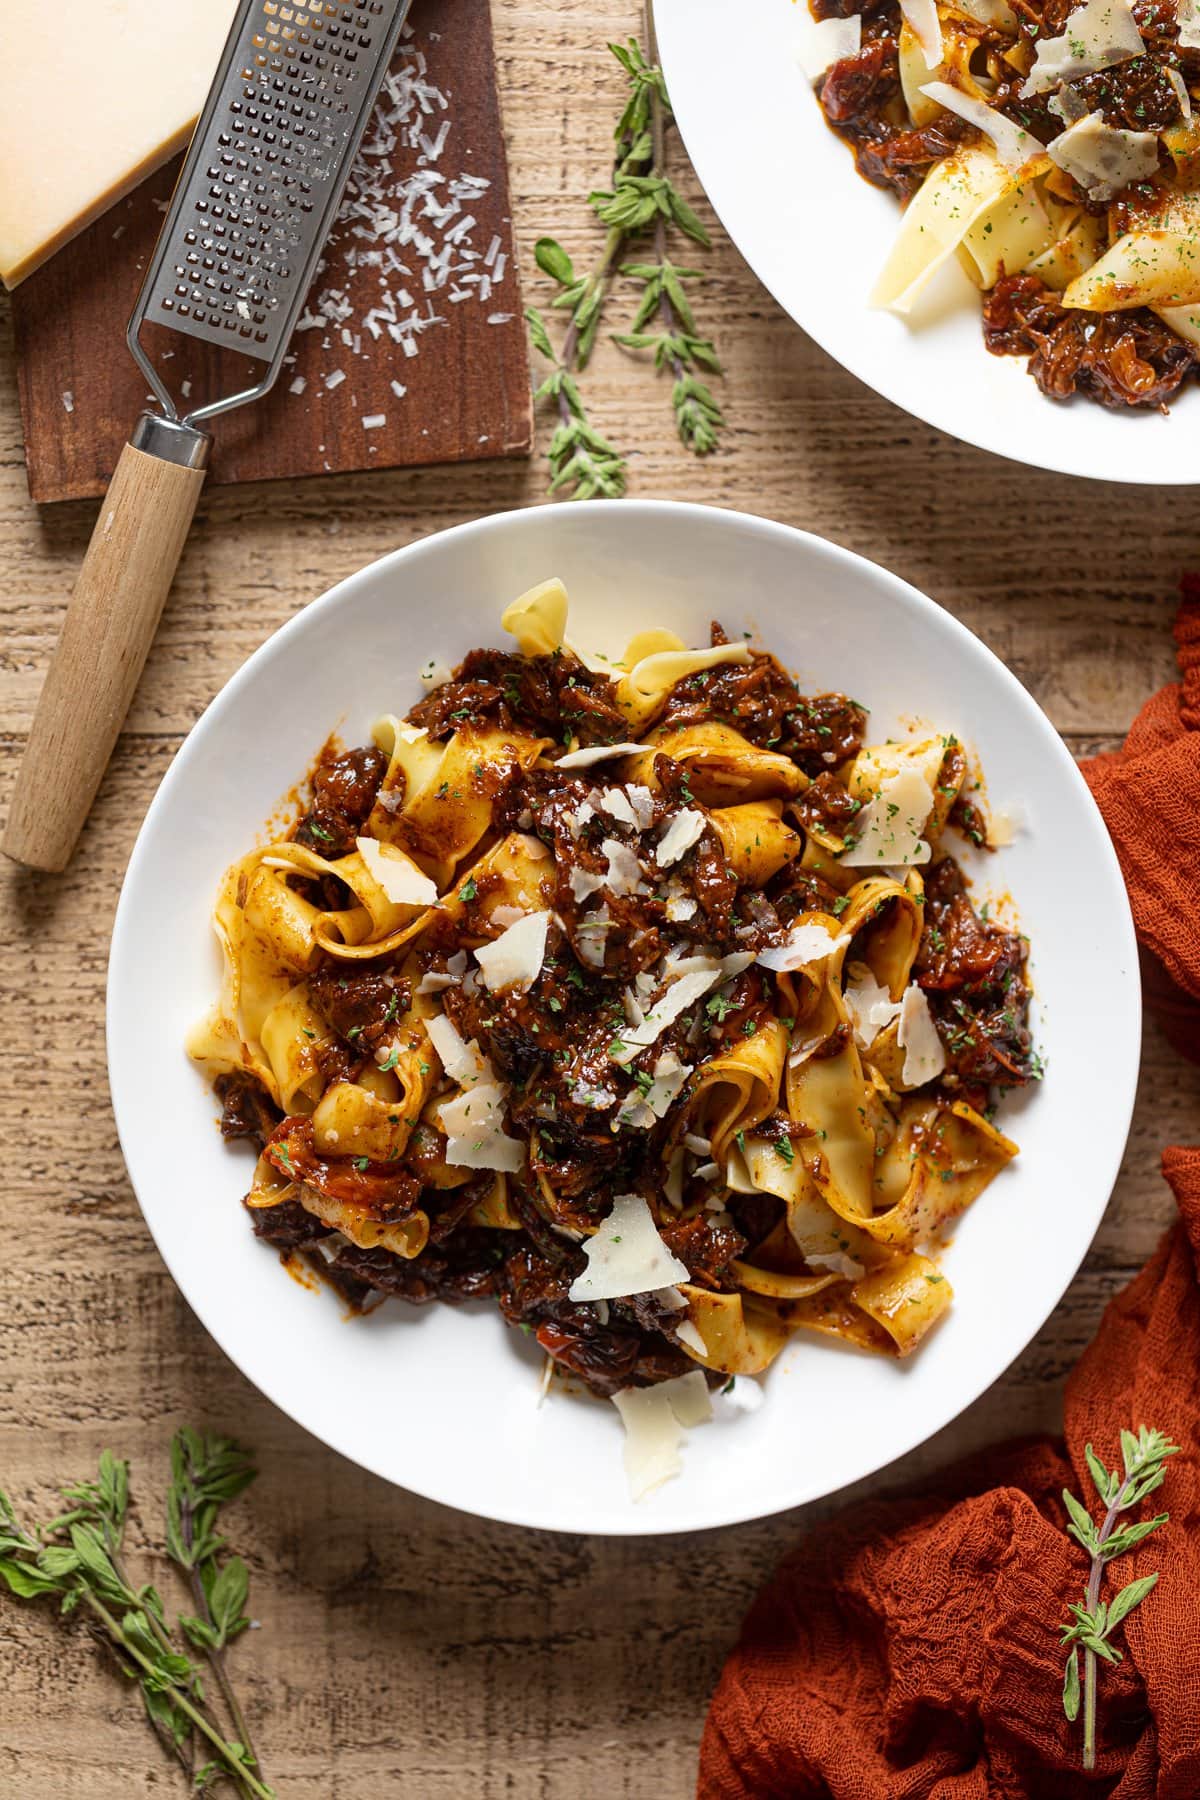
left=10, top=0, right=531, bottom=504
left=0, top=2, right=1196, bottom=1794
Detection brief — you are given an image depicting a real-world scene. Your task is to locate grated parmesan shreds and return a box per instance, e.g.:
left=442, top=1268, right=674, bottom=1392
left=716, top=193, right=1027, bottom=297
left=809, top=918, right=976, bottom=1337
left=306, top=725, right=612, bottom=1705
left=289, top=31, right=510, bottom=413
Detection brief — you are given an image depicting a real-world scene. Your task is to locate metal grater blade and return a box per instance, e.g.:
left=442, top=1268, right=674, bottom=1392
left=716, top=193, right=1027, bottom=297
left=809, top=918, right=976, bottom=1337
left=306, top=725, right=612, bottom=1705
left=128, top=0, right=412, bottom=424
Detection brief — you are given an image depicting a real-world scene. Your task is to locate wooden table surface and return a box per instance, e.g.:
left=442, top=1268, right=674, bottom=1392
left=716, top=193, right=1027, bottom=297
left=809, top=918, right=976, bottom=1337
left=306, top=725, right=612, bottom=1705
left=2, top=4, right=1198, bottom=1794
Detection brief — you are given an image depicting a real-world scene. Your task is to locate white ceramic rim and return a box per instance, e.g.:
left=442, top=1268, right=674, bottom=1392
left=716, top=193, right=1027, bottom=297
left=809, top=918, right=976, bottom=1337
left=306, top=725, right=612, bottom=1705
left=107, top=501, right=1141, bottom=1534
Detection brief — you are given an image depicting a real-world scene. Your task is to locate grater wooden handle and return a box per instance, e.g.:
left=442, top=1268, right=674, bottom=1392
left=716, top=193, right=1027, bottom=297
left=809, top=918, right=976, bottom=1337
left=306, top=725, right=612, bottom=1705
left=4, top=416, right=210, bottom=873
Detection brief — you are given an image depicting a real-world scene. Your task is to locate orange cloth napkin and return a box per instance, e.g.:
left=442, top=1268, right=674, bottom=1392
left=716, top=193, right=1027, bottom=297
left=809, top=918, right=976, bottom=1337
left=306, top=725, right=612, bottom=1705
left=699, top=600, right=1200, bottom=1800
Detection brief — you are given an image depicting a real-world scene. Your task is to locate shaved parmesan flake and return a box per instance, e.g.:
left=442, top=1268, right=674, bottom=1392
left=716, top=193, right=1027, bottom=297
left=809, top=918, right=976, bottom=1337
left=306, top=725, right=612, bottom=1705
left=664, top=1147, right=686, bottom=1210
left=663, top=1367, right=713, bottom=1426
left=1180, top=0, right=1200, bottom=49
left=655, top=808, right=708, bottom=868
left=355, top=836, right=439, bottom=906
left=897, top=984, right=947, bottom=1086
left=675, top=1319, right=709, bottom=1358
left=1021, top=0, right=1143, bottom=95
left=571, top=1075, right=618, bottom=1110
left=653, top=1284, right=689, bottom=1313
left=988, top=801, right=1026, bottom=847
left=609, top=970, right=722, bottom=1066
left=570, top=866, right=606, bottom=903
left=602, top=837, right=649, bottom=897
left=611, top=1370, right=712, bottom=1501
left=840, top=770, right=934, bottom=867
left=902, top=0, right=944, bottom=66
left=627, top=785, right=656, bottom=830
left=1046, top=111, right=1159, bottom=201
left=420, top=657, right=452, bottom=693
left=598, top=787, right=639, bottom=828
left=576, top=904, right=611, bottom=970
left=536, top=1355, right=555, bottom=1407
left=808, top=1249, right=867, bottom=1281
left=616, top=1052, right=692, bottom=1127
left=475, top=911, right=550, bottom=993
left=490, top=905, right=528, bottom=930
left=665, top=882, right=698, bottom=923
left=757, top=923, right=850, bottom=972
left=611, top=1388, right=683, bottom=1500
left=568, top=1194, right=690, bottom=1301
left=921, top=81, right=1044, bottom=171
left=794, top=12, right=861, bottom=79
left=844, top=970, right=903, bottom=1047
left=417, top=970, right=456, bottom=995
left=554, top=741, right=648, bottom=769
left=426, top=1013, right=491, bottom=1087
left=439, top=1081, right=507, bottom=1138
left=444, top=1129, right=525, bottom=1173
left=1166, top=65, right=1192, bottom=118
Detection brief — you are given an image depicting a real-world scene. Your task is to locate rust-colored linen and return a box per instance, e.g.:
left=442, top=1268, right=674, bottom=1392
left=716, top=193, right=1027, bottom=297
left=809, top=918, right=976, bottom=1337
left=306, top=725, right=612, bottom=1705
left=700, top=603, right=1200, bottom=1800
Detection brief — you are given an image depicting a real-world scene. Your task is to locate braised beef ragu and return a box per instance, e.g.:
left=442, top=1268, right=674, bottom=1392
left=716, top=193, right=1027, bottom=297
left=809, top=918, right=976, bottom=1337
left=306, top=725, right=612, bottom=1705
left=409, top=646, right=629, bottom=746
left=206, top=620, right=1039, bottom=1398
left=294, top=744, right=387, bottom=855
left=983, top=274, right=1197, bottom=409
left=658, top=629, right=868, bottom=772
left=915, top=858, right=1036, bottom=1105
left=809, top=0, right=1200, bottom=409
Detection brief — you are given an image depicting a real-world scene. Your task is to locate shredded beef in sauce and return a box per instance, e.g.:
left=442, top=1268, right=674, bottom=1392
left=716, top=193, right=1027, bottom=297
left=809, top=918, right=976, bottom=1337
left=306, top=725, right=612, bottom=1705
left=217, top=624, right=1037, bottom=1394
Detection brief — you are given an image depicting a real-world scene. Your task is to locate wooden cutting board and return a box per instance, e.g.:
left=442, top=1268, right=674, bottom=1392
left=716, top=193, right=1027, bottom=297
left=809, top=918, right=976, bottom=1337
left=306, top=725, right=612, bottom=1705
left=11, top=0, right=531, bottom=505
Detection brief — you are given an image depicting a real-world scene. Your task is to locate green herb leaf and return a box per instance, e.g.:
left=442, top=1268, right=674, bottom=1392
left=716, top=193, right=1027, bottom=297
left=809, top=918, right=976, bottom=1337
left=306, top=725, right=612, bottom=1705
left=1106, top=1571, right=1158, bottom=1631
left=1062, top=1646, right=1080, bottom=1721
left=535, top=237, right=576, bottom=286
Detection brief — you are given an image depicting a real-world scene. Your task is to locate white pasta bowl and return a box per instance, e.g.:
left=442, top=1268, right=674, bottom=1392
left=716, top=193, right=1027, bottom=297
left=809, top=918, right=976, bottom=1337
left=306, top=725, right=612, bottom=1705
left=654, top=0, right=1200, bottom=484
left=108, top=502, right=1139, bottom=1535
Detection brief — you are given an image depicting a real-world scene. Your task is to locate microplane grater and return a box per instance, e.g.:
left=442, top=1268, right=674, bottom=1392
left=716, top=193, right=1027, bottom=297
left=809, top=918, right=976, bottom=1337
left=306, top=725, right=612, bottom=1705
left=3, top=0, right=414, bottom=874
left=131, top=0, right=414, bottom=427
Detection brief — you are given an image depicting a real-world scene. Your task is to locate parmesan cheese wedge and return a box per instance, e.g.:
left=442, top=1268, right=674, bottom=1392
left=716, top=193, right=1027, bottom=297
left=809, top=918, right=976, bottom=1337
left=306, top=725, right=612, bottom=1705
left=1, top=0, right=240, bottom=289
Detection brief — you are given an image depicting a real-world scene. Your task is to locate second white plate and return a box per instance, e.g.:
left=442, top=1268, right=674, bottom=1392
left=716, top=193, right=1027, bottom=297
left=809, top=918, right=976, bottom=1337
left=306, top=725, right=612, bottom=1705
left=655, top=0, right=1200, bottom=483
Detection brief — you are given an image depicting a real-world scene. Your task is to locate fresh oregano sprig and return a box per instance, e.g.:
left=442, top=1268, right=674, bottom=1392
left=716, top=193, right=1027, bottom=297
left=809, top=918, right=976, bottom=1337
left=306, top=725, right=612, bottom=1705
left=1060, top=1424, right=1179, bottom=1771
left=167, top=1429, right=261, bottom=1783
left=606, top=32, right=724, bottom=455
left=0, top=1434, right=270, bottom=1798
left=525, top=304, right=627, bottom=499
left=526, top=12, right=724, bottom=496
